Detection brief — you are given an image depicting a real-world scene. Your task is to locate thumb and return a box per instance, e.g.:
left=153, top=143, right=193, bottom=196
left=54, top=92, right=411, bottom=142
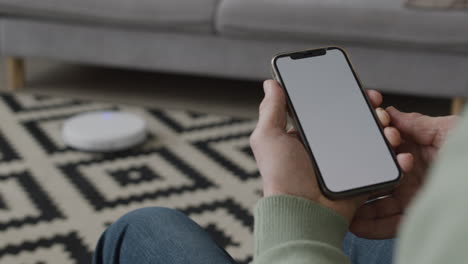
left=386, top=106, right=436, bottom=145
left=257, top=80, right=287, bottom=132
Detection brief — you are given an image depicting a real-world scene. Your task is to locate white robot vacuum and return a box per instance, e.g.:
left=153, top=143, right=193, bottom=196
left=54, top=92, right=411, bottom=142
left=62, top=111, right=147, bottom=152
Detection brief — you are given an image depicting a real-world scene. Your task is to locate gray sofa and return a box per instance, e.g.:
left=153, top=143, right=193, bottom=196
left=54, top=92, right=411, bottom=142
left=1, top=0, right=468, bottom=102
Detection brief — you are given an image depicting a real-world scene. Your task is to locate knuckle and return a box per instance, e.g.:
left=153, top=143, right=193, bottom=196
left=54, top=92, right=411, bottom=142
left=408, top=112, right=422, bottom=119
left=249, top=131, right=262, bottom=148
left=250, top=126, right=283, bottom=149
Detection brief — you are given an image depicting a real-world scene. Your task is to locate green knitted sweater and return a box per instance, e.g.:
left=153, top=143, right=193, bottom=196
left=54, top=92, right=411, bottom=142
left=253, top=109, right=468, bottom=264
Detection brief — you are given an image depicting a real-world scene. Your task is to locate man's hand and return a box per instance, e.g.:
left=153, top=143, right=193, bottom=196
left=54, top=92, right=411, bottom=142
left=350, top=107, right=459, bottom=239
left=250, top=80, right=411, bottom=223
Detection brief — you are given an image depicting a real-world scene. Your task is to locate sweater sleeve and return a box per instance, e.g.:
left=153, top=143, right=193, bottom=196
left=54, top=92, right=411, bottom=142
left=395, top=109, right=468, bottom=264
left=253, top=195, right=351, bottom=264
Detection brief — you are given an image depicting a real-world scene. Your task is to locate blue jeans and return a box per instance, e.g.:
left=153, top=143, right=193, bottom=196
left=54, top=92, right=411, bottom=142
left=93, top=207, right=395, bottom=264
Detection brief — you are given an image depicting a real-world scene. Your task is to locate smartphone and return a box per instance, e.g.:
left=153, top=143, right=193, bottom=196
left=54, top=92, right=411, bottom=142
left=271, top=47, right=401, bottom=199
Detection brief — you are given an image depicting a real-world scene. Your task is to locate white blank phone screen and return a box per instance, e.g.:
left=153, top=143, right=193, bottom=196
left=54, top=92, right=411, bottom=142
left=275, top=49, right=399, bottom=193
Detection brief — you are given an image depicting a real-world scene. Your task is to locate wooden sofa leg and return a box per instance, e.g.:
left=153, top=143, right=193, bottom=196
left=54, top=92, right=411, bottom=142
left=451, top=97, right=465, bottom=115
left=6, top=57, right=26, bottom=91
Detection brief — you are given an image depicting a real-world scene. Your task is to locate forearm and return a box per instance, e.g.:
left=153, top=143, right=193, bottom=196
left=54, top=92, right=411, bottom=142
left=253, top=195, right=351, bottom=264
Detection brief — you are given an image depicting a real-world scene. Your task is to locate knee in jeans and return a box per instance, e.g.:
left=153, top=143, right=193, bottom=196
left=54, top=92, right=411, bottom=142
left=94, top=207, right=188, bottom=263
left=113, top=207, right=186, bottom=229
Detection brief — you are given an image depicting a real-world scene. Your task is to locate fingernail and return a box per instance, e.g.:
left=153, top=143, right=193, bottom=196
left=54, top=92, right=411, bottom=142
left=376, top=108, right=391, bottom=126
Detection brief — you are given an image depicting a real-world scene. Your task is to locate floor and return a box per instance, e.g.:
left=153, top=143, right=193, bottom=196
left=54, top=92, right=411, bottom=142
left=0, top=57, right=452, bottom=117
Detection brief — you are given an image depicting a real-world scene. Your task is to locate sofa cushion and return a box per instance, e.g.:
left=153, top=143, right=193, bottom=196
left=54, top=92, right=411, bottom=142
left=217, top=0, right=468, bottom=51
left=0, top=0, right=218, bottom=32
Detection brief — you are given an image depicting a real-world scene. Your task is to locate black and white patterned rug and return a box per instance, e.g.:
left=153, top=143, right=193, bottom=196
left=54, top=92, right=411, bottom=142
left=0, top=92, right=261, bottom=264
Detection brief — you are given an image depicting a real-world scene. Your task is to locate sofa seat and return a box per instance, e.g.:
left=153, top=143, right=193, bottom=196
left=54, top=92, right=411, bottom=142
left=217, top=0, right=468, bottom=52
left=0, top=0, right=218, bottom=32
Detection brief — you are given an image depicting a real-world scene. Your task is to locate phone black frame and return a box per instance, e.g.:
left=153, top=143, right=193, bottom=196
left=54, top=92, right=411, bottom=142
left=271, top=46, right=402, bottom=199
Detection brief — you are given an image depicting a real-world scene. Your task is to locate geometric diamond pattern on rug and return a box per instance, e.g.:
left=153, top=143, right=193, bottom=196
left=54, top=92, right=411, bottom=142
left=239, top=145, right=255, bottom=159
left=0, top=93, right=86, bottom=113
left=0, top=171, right=63, bottom=231
left=181, top=198, right=254, bottom=231
left=193, top=132, right=260, bottom=181
left=149, top=109, right=247, bottom=133
left=58, top=147, right=216, bottom=211
left=0, top=193, right=8, bottom=210
left=0, top=130, right=21, bottom=163
left=0, top=232, right=92, bottom=264
left=22, top=115, right=75, bottom=155
left=0, top=91, right=261, bottom=264
left=205, top=223, right=241, bottom=248
left=108, top=165, right=163, bottom=187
